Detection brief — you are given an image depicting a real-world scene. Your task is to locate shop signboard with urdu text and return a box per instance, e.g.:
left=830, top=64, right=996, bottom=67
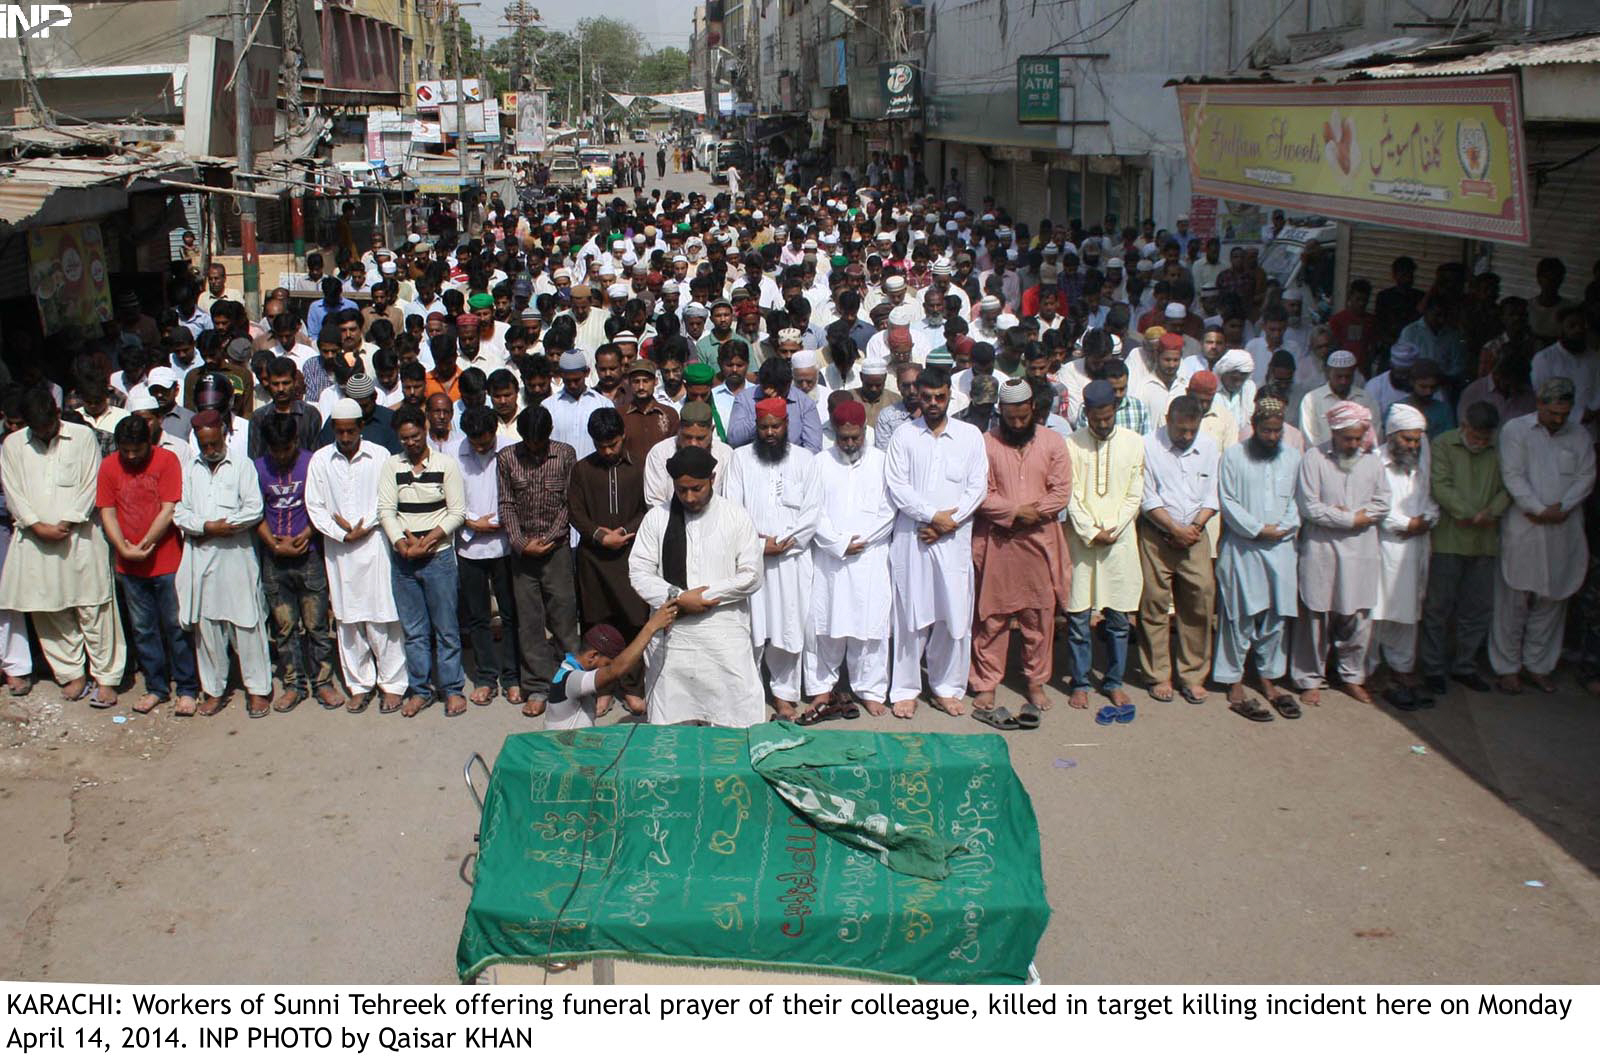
left=1175, top=74, right=1531, bottom=245
left=29, top=223, right=111, bottom=336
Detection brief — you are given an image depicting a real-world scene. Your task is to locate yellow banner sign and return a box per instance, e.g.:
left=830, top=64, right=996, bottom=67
left=1175, top=74, right=1531, bottom=245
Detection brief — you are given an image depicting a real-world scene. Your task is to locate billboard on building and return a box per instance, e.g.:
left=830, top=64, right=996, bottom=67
left=1175, top=74, right=1532, bottom=245
left=182, top=34, right=279, bottom=156
left=414, top=79, right=485, bottom=109
left=515, top=91, right=548, bottom=153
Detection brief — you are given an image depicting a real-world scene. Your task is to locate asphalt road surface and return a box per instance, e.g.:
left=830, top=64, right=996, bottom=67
left=3, top=163, right=1597, bottom=984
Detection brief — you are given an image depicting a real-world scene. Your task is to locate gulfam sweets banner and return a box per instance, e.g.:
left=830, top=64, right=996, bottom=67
left=1175, top=74, right=1531, bottom=245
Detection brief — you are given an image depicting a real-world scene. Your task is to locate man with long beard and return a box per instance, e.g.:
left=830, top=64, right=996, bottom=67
left=1291, top=401, right=1391, bottom=706
left=628, top=445, right=765, bottom=726
left=1214, top=397, right=1304, bottom=721
left=804, top=399, right=895, bottom=721
left=1368, top=403, right=1439, bottom=709
left=726, top=397, right=822, bottom=720
left=1064, top=380, right=1145, bottom=712
left=970, top=378, right=1071, bottom=728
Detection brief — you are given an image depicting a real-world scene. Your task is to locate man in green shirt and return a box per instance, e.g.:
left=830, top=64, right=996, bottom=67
left=1419, top=400, right=1510, bottom=694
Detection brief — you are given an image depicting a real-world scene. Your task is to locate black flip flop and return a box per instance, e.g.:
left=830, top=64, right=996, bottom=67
left=1270, top=694, right=1301, bottom=719
left=352, top=690, right=377, bottom=714
left=1229, top=698, right=1273, bottom=722
left=1179, top=687, right=1207, bottom=705
left=1015, top=703, right=1042, bottom=729
left=1147, top=686, right=1174, bottom=703
left=972, top=705, right=1021, bottom=730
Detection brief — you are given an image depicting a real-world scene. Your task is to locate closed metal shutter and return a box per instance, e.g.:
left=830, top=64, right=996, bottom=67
left=961, top=145, right=989, bottom=205
left=1345, top=223, right=1467, bottom=294
left=1481, top=130, right=1600, bottom=302
left=1012, top=161, right=1049, bottom=230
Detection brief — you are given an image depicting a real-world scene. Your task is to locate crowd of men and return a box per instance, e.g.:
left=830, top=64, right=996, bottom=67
left=1, top=167, right=1597, bottom=728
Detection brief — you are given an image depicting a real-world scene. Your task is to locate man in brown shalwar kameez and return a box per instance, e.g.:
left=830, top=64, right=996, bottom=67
left=569, top=405, right=650, bottom=714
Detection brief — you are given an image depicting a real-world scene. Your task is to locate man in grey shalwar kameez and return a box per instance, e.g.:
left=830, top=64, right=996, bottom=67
left=1214, top=397, right=1303, bottom=721
left=1291, top=400, right=1392, bottom=705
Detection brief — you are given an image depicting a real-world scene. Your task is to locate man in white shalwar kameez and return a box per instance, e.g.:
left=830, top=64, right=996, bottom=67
left=1291, top=400, right=1392, bottom=705
left=305, top=400, right=408, bottom=713
left=1489, top=377, right=1596, bottom=692
left=1368, top=403, right=1440, bottom=710
left=884, top=366, right=988, bottom=718
left=804, top=400, right=895, bottom=718
left=174, top=412, right=272, bottom=716
left=628, top=446, right=766, bottom=725
left=725, top=397, right=822, bottom=718
left=0, top=392, right=124, bottom=706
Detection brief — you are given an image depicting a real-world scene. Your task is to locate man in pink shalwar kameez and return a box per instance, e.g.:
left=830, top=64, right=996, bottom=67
left=970, top=378, right=1072, bottom=720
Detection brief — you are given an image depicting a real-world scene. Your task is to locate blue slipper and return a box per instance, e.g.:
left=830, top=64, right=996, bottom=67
left=1094, top=705, right=1118, bottom=726
left=1114, top=703, right=1136, bottom=724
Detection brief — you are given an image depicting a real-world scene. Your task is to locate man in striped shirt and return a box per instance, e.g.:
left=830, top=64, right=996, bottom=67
left=377, top=405, right=467, bottom=718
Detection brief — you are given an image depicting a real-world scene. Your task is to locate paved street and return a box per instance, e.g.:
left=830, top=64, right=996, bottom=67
left=2, top=163, right=1598, bottom=986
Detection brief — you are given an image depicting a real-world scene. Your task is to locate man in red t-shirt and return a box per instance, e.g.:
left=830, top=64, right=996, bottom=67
left=96, top=415, right=197, bottom=715
left=1328, top=278, right=1378, bottom=372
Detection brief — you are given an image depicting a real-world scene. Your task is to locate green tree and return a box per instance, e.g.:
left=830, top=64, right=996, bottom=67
left=635, top=47, right=691, bottom=93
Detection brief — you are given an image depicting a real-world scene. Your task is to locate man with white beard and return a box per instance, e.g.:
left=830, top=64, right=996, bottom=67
left=1291, top=401, right=1391, bottom=705
left=1368, top=403, right=1440, bottom=710
left=803, top=399, right=895, bottom=721
left=725, top=397, right=822, bottom=720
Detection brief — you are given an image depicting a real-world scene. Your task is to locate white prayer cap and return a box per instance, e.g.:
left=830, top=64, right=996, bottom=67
left=752, top=210, right=764, bottom=220
left=776, top=327, right=803, bottom=343
left=1389, top=342, right=1420, bottom=368
left=861, top=356, right=890, bottom=375
left=330, top=398, right=363, bottom=421
left=611, top=239, right=626, bottom=251
left=672, top=253, right=689, bottom=264
left=1282, top=287, right=1306, bottom=303
left=612, top=331, right=639, bottom=345
left=1215, top=349, right=1254, bottom=377
left=552, top=267, right=573, bottom=281
left=803, top=239, right=818, bottom=250
left=931, top=260, right=953, bottom=276
left=661, top=279, right=679, bottom=294
left=997, top=378, right=1033, bottom=404
left=996, top=312, right=1020, bottom=329
left=1326, top=349, right=1359, bottom=369
left=1042, top=243, right=1059, bottom=255
left=1386, top=402, right=1427, bottom=434
left=888, top=304, right=917, bottom=327
left=1007, top=248, right=1020, bottom=260
left=954, top=211, right=967, bottom=221
left=819, top=232, right=839, bottom=245
left=791, top=350, right=819, bottom=370
left=944, top=221, right=960, bottom=233
left=981, top=213, right=995, bottom=222
left=1164, top=301, right=1187, bottom=319
left=147, top=367, right=179, bottom=390
left=1135, top=259, right=1155, bottom=273
left=1105, top=257, right=1124, bottom=269
left=607, top=283, right=630, bottom=300
left=380, top=261, right=398, bottom=275
left=875, top=231, right=894, bottom=243
left=126, top=390, right=160, bottom=413
left=979, top=295, right=1001, bottom=312
left=883, top=275, right=906, bottom=292
left=558, top=350, right=589, bottom=372
left=683, top=302, right=709, bottom=319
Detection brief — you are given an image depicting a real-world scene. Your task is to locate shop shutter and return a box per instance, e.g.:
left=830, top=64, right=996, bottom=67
left=961, top=145, right=989, bottom=205
left=1012, top=161, right=1049, bottom=230
left=1344, top=223, right=1467, bottom=294
left=1481, top=131, right=1600, bottom=302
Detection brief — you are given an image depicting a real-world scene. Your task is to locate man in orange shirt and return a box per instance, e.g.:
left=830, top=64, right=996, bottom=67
left=424, top=322, right=466, bottom=402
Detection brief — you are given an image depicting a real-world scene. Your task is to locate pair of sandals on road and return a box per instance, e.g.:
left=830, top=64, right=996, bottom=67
left=1228, top=692, right=1301, bottom=722
left=794, top=691, right=864, bottom=726
left=972, top=701, right=1043, bottom=730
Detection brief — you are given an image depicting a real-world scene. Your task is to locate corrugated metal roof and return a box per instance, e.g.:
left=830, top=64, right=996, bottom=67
left=1172, top=30, right=1600, bottom=86
left=1362, top=34, right=1600, bottom=78
left=0, top=154, right=191, bottom=225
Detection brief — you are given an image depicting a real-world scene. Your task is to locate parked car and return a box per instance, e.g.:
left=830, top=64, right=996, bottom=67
left=708, top=140, right=748, bottom=184
left=578, top=147, right=614, bottom=192
left=546, top=153, right=584, bottom=194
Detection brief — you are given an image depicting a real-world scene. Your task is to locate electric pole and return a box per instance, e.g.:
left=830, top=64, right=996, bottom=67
left=231, top=0, right=259, bottom=317
left=451, top=3, right=468, bottom=180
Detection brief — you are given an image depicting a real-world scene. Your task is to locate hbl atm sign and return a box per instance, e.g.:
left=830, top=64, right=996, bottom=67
left=1017, top=55, right=1065, bottom=124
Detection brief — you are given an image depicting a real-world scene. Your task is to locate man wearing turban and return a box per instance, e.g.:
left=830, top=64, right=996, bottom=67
left=1289, top=399, right=1391, bottom=706
left=1368, top=403, right=1440, bottom=710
